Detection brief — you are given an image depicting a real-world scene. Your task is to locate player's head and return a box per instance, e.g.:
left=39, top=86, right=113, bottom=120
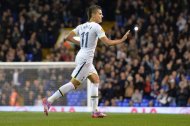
left=87, top=5, right=103, bottom=23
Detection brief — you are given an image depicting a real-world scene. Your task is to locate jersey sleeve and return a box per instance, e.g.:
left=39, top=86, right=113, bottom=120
left=95, top=24, right=106, bottom=39
left=72, top=25, right=80, bottom=36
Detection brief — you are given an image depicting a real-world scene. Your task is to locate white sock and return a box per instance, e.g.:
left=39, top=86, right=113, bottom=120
left=91, top=83, right=99, bottom=112
left=47, top=82, right=75, bottom=104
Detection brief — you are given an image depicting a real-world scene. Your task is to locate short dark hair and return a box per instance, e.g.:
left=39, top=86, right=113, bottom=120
left=87, top=5, right=102, bottom=20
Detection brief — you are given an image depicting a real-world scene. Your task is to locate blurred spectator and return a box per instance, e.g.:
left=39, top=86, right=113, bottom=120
left=167, top=78, right=177, bottom=104
left=12, top=69, right=20, bottom=86
left=143, top=75, right=151, bottom=99
left=124, top=75, right=134, bottom=99
left=176, top=81, right=189, bottom=106
left=130, top=89, right=142, bottom=106
left=35, top=95, right=43, bottom=106
left=157, top=89, right=170, bottom=106
left=0, top=93, right=9, bottom=106
left=9, top=86, right=19, bottom=106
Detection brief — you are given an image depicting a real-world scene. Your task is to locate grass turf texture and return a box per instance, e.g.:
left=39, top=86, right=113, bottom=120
left=0, top=112, right=190, bottom=126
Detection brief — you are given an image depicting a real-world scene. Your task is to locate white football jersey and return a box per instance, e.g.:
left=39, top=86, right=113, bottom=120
left=73, top=22, right=105, bottom=63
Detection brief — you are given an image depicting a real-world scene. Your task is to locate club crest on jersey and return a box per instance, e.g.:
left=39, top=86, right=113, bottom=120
left=101, top=28, right=105, bottom=32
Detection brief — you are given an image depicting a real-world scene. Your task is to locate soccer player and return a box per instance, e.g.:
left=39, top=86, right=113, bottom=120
left=43, top=5, right=130, bottom=118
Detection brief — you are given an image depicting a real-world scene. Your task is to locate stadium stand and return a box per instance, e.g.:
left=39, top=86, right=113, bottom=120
left=0, top=0, right=190, bottom=107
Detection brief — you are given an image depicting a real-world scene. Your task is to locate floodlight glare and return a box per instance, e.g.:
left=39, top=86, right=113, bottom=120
left=134, top=26, right=139, bottom=31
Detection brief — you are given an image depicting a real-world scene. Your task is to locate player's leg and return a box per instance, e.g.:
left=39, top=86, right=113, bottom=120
left=43, top=79, right=77, bottom=116
left=87, top=65, right=107, bottom=118
left=88, top=73, right=99, bottom=112
left=43, top=62, right=88, bottom=116
left=47, top=78, right=80, bottom=104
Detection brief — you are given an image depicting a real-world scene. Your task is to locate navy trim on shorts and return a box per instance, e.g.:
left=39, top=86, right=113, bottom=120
left=91, top=96, right=98, bottom=98
left=74, top=62, right=86, bottom=78
left=59, top=89, right=64, bottom=96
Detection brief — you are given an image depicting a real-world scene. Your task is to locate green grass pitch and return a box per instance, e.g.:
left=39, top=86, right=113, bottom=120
left=0, top=112, right=190, bottom=126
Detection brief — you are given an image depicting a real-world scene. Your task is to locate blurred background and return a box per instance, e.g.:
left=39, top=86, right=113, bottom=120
left=0, top=0, right=190, bottom=108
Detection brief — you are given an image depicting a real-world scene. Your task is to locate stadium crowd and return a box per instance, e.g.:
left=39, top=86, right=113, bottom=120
left=0, top=0, right=190, bottom=107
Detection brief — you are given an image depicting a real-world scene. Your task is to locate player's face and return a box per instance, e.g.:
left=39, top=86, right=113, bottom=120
left=94, top=9, right=103, bottom=23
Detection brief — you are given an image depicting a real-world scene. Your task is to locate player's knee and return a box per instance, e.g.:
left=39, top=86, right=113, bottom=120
left=88, top=74, right=100, bottom=83
left=71, top=78, right=81, bottom=89
left=93, top=78, right=100, bottom=84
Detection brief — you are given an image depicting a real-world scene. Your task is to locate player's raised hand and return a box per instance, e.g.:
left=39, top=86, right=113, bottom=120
left=121, top=30, right=130, bottom=42
left=100, top=30, right=130, bottom=46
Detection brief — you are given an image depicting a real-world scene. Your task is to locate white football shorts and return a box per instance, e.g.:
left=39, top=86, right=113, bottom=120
left=71, top=62, right=97, bottom=82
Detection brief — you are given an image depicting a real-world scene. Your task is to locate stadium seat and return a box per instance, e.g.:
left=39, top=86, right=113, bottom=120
left=186, top=76, right=190, bottom=81
left=76, top=102, right=81, bottom=106
left=169, top=103, right=176, bottom=107
left=154, top=100, right=162, bottom=107
left=142, top=99, right=149, bottom=103
left=140, top=99, right=149, bottom=107
left=116, top=101, right=123, bottom=106
left=123, top=98, right=130, bottom=103
left=99, top=103, right=104, bottom=106
left=27, top=54, right=33, bottom=61
left=122, top=102, right=129, bottom=107
left=133, top=103, right=140, bottom=107
left=66, top=91, right=87, bottom=106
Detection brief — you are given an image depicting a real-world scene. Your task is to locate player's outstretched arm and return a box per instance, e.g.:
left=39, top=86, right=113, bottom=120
left=100, top=30, right=130, bottom=46
left=65, top=31, right=80, bottom=45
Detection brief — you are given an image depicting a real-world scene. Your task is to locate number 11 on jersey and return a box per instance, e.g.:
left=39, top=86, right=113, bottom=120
left=81, top=32, right=89, bottom=48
